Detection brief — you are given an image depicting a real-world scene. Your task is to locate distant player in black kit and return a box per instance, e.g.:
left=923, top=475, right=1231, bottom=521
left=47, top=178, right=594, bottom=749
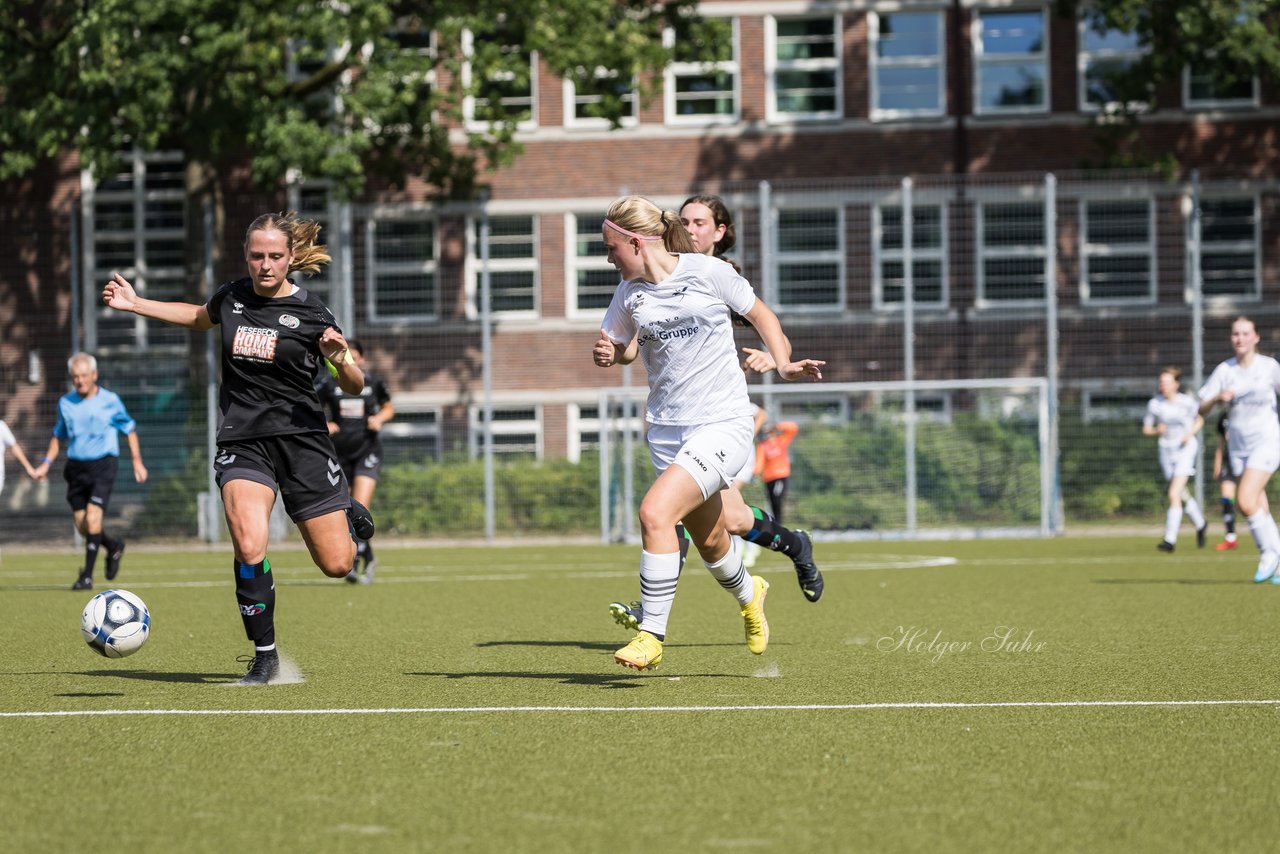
left=101, top=211, right=374, bottom=685
left=318, top=339, right=394, bottom=583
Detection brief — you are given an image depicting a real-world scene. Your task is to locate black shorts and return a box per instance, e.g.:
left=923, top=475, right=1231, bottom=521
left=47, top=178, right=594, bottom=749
left=214, top=433, right=350, bottom=523
left=64, top=456, right=119, bottom=512
left=338, top=440, right=384, bottom=483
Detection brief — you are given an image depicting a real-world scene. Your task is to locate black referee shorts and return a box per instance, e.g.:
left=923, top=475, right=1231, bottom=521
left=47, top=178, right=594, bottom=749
left=214, top=433, right=350, bottom=522
left=338, top=440, right=384, bottom=484
left=64, top=456, right=119, bottom=512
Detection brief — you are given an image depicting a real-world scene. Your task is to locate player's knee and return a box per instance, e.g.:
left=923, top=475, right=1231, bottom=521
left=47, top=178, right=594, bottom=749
left=637, top=501, right=676, bottom=539
left=316, top=544, right=356, bottom=577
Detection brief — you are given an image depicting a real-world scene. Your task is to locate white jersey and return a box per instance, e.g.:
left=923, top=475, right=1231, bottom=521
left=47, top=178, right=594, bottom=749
left=1199, top=355, right=1280, bottom=456
left=0, top=420, right=14, bottom=495
left=602, top=253, right=758, bottom=426
left=1143, top=393, right=1200, bottom=451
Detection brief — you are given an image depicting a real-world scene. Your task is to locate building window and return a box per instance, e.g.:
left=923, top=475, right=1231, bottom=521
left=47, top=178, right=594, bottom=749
left=568, top=402, right=645, bottom=464
left=366, top=215, right=437, bottom=321
left=870, top=11, right=944, bottom=118
left=568, top=213, right=619, bottom=317
left=1184, top=63, right=1258, bottom=110
left=565, top=69, right=638, bottom=128
left=83, top=150, right=186, bottom=351
left=767, top=15, right=841, bottom=121
left=978, top=201, right=1045, bottom=304
left=775, top=207, right=844, bottom=309
left=874, top=204, right=946, bottom=308
left=1081, top=199, right=1155, bottom=303
left=974, top=9, right=1048, bottom=114
left=287, top=182, right=338, bottom=307
left=1081, top=388, right=1149, bottom=422
left=469, top=214, right=538, bottom=316
left=463, top=25, right=537, bottom=129
left=1199, top=197, right=1259, bottom=298
left=1078, top=12, right=1147, bottom=111
left=470, top=406, right=541, bottom=458
left=665, top=18, right=739, bottom=124
left=380, top=404, right=441, bottom=464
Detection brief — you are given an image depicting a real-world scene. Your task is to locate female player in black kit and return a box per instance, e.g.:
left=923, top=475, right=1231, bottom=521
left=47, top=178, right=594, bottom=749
left=101, top=211, right=373, bottom=685
left=318, top=339, right=394, bottom=583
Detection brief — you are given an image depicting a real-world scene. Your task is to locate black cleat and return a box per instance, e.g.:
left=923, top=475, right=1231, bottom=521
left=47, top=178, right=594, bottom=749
left=348, top=500, right=375, bottom=541
left=1196, top=525, right=1207, bottom=548
left=105, top=541, right=125, bottom=580
left=792, top=530, right=824, bottom=603
left=71, top=574, right=93, bottom=591
left=236, top=649, right=280, bottom=686
left=1157, top=540, right=1175, bottom=552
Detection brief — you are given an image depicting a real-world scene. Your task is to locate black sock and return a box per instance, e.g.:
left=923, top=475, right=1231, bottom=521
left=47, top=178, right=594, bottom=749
left=234, top=558, right=276, bottom=648
left=356, top=539, right=369, bottom=560
left=103, top=534, right=123, bottom=556
left=83, top=532, right=103, bottom=577
left=675, top=523, right=691, bottom=571
left=1223, top=498, right=1236, bottom=535
left=744, top=506, right=803, bottom=557
left=363, top=539, right=375, bottom=563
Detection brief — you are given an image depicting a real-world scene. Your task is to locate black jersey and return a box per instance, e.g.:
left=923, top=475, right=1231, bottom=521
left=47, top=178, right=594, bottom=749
left=207, top=277, right=340, bottom=441
left=317, top=370, right=392, bottom=459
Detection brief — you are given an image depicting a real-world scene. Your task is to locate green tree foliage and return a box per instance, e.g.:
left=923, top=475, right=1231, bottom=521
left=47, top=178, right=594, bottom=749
left=0, top=0, right=714, bottom=198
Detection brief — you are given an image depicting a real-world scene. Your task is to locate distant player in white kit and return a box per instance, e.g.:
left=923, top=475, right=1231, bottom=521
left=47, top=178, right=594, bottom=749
left=1142, top=366, right=1207, bottom=552
left=1199, top=316, right=1280, bottom=582
left=593, top=195, right=824, bottom=670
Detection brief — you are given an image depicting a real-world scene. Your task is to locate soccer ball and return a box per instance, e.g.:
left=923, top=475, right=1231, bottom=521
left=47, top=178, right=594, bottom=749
left=81, top=589, right=150, bottom=658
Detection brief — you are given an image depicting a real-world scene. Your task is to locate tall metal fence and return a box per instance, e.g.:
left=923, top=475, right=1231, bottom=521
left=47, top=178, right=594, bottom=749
left=4, top=165, right=1277, bottom=545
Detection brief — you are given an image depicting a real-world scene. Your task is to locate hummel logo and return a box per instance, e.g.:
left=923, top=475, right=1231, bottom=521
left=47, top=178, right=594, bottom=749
left=216, top=453, right=236, bottom=465
left=327, top=458, right=341, bottom=486
left=232, top=301, right=244, bottom=314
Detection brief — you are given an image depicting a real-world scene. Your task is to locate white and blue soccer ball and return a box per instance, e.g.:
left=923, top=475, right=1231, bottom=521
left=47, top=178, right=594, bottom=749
left=81, top=589, right=150, bottom=658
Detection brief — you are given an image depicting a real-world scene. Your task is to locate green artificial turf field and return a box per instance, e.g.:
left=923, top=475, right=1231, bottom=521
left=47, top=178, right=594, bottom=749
left=2, top=535, right=1278, bottom=852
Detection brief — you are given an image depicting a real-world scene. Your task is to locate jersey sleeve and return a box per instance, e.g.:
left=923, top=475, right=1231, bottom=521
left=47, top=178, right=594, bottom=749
left=709, top=262, right=757, bottom=317
left=1198, top=363, right=1228, bottom=402
left=108, top=394, right=137, bottom=435
left=1142, top=398, right=1158, bottom=429
left=373, top=378, right=391, bottom=408
left=0, top=421, right=14, bottom=448
left=205, top=281, right=236, bottom=325
left=600, top=283, right=635, bottom=346
left=52, top=401, right=69, bottom=440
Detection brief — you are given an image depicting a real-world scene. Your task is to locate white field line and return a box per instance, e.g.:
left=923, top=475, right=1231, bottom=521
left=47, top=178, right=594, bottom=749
left=3, top=699, right=1279, bottom=719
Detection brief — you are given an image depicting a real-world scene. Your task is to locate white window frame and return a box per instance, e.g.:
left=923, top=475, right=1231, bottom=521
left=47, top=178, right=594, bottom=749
left=567, top=401, right=645, bottom=464
left=81, top=149, right=186, bottom=353
left=868, top=10, right=945, bottom=120
left=1077, top=14, right=1148, bottom=113
left=468, top=405, right=543, bottom=459
left=365, top=212, right=440, bottom=324
left=563, top=68, right=639, bottom=129
left=1183, top=65, right=1259, bottom=111
left=664, top=18, right=740, bottom=126
left=287, top=180, right=341, bottom=308
left=872, top=202, right=949, bottom=311
left=465, top=213, right=539, bottom=320
left=1079, top=197, right=1157, bottom=305
left=1081, top=386, right=1150, bottom=423
left=1195, top=194, right=1261, bottom=301
left=380, top=401, right=442, bottom=463
left=565, top=212, right=618, bottom=321
left=973, top=8, right=1049, bottom=116
left=773, top=206, right=846, bottom=312
left=765, top=14, right=842, bottom=123
left=462, top=28, right=538, bottom=132
left=975, top=200, right=1046, bottom=307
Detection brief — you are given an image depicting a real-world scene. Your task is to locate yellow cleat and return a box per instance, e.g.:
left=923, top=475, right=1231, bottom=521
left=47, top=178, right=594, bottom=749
left=741, top=576, right=770, bottom=655
left=615, top=630, right=664, bottom=670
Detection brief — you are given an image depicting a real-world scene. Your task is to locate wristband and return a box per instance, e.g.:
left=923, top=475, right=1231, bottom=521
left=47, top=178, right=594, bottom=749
left=39, top=457, right=50, bottom=465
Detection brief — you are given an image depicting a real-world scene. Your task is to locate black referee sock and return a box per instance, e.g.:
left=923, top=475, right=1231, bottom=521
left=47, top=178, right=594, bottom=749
left=1223, top=498, right=1236, bottom=535
left=83, top=532, right=103, bottom=578
left=745, top=506, right=803, bottom=557
left=234, top=558, right=276, bottom=648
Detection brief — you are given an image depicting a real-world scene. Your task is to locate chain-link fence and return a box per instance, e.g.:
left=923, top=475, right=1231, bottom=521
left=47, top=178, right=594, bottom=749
left=4, top=162, right=1276, bottom=545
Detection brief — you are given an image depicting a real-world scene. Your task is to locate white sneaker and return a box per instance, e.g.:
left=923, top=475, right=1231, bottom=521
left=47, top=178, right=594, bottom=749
left=1254, top=551, right=1279, bottom=583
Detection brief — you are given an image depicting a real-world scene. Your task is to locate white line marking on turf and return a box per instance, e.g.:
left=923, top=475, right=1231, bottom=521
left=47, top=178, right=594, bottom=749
left=3, top=699, right=1278, bottom=718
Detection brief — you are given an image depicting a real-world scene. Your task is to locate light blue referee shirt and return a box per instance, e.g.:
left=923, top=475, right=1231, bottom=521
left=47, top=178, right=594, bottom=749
left=52, top=388, right=137, bottom=460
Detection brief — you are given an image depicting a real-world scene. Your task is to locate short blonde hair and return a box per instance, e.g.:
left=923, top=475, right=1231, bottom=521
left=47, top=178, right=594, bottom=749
left=605, top=196, right=697, bottom=254
left=244, top=211, right=332, bottom=276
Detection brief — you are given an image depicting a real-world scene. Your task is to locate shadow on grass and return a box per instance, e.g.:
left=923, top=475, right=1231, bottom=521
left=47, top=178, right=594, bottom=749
left=56, top=692, right=126, bottom=698
left=1093, top=579, right=1253, bottom=585
left=73, top=670, right=236, bottom=684
left=474, top=639, right=753, bottom=651
left=408, top=670, right=751, bottom=689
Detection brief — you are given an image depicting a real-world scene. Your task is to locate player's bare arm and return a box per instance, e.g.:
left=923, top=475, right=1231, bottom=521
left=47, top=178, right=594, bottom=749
left=103, top=273, right=214, bottom=330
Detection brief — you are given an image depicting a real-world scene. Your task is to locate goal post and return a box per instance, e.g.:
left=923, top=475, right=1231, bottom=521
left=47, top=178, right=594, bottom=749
left=599, top=378, right=1057, bottom=543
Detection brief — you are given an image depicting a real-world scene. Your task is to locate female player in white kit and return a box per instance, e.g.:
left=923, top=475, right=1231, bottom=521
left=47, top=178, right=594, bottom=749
left=1142, top=366, right=1207, bottom=551
left=593, top=195, right=824, bottom=670
left=1199, top=316, right=1280, bottom=582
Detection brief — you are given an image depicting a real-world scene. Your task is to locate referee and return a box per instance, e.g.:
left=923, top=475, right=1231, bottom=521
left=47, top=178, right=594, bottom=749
left=33, top=352, right=148, bottom=590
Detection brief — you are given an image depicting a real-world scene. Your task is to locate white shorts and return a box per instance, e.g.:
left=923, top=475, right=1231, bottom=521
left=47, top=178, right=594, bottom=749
left=731, top=450, right=755, bottom=486
left=1230, top=442, right=1280, bottom=479
left=1159, top=442, right=1198, bottom=480
left=647, top=416, right=755, bottom=501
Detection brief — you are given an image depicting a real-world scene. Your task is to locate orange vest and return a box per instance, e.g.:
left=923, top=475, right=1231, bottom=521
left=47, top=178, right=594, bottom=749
left=755, top=422, right=798, bottom=481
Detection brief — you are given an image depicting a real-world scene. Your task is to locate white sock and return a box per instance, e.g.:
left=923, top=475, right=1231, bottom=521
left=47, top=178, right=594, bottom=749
left=704, top=539, right=754, bottom=606
left=1246, top=510, right=1280, bottom=555
left=1184, top=498, right=1206, bottom=530
left=1164, top=507, right=1182, bottom=543
left=637, top=550, right=681, bottom=639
